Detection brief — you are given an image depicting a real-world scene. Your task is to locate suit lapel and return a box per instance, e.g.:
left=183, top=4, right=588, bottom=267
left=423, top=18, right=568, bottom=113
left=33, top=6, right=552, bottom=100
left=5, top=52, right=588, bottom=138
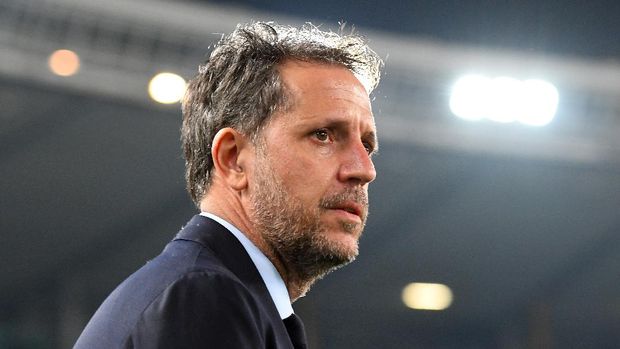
left=174, top=215, right=305, bottom=348
left=173, top=215, right=270, bottom=302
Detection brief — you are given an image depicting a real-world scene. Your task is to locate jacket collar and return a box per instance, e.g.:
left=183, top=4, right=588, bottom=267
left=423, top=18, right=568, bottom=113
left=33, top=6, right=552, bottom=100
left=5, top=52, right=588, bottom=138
left=173, top=215, right=284, bottom=316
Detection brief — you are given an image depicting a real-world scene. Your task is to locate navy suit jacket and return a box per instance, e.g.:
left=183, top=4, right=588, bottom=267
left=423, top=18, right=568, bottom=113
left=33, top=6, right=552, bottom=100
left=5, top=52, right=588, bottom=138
left=74, top=215, right=301, bottom=348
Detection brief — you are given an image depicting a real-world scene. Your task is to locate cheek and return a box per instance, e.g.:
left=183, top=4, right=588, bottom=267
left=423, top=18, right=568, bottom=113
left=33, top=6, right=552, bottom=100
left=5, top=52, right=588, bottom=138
left=274, top=155, right=334, bottom=199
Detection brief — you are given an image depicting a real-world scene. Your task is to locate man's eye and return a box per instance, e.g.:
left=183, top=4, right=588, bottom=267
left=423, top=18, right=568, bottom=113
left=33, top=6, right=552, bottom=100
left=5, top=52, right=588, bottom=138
left=363, top=142, right=374, bottom=154
left=314, top=129, right=330, bottom=142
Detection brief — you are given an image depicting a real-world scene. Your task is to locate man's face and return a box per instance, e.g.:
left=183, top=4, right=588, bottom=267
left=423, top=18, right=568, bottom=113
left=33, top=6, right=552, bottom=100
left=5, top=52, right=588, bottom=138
left=248, top=60, right=377, bottom=282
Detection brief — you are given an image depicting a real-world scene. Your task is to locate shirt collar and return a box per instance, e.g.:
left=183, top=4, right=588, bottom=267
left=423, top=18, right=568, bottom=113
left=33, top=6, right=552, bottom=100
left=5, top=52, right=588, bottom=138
left=200, top=212, right=294, bottom=319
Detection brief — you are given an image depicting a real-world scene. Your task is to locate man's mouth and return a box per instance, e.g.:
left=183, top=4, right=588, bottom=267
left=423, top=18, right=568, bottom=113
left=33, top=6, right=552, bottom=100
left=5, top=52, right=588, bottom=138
left=327, top=201, right=364, bottom=221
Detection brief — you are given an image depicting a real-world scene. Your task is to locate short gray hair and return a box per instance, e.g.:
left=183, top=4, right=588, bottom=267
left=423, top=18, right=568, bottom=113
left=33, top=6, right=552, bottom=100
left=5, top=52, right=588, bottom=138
left=181, top=22, right=383, bottom=206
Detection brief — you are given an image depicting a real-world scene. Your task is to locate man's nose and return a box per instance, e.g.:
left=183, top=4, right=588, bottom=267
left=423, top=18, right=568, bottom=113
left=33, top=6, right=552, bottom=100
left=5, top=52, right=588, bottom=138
left=337, top=141, right=377, bottom=185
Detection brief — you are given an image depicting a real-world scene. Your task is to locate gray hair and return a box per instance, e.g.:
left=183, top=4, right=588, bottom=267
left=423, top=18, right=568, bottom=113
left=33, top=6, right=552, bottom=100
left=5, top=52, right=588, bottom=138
left=181, top=21, right=383, bottom=206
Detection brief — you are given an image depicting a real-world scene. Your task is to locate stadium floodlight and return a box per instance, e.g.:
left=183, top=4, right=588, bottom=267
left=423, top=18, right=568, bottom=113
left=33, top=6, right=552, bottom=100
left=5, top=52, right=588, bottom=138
left=48, top=49, right=80, bottom=77
left=449, top=74, right=559, bottom=126
left=519, top=79, right=560, bottom=126
left=148, top=72, right=187, bottom=104
left=449, top=74, right=490, bottom=121
left=402, top=282, right=453, bottom=311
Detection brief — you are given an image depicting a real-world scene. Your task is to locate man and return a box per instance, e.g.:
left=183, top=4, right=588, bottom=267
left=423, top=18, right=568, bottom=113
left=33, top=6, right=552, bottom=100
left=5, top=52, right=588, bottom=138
left=75, top=22, right=382, bottom=348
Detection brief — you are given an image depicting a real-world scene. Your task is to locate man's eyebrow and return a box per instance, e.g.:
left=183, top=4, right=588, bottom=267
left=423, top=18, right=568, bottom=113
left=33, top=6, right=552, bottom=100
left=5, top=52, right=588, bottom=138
left=364, top=130, right=379, bottom=154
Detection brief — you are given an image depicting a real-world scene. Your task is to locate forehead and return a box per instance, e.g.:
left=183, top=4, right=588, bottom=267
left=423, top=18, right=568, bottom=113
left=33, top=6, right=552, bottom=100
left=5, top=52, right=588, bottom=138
left=277, top=60, right=373, bottom=116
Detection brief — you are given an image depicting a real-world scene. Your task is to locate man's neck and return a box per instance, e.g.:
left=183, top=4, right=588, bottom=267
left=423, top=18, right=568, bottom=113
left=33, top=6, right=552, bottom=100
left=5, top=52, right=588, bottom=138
left=200, top=190, right=313, bottom=301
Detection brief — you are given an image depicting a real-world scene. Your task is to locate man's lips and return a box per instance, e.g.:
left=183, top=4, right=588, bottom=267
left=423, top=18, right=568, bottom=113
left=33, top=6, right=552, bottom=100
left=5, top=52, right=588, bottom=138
left=326, top=201, right=364, bottom=221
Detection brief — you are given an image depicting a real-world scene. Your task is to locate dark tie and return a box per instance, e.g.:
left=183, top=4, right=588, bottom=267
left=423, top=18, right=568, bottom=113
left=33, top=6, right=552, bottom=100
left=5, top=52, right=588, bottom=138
left=283, top=313, right=308, bottom=349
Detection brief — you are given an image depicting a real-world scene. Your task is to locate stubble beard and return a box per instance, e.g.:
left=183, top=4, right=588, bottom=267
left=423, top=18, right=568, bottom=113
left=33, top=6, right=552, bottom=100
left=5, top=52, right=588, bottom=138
left=249, top=152, right=369, bottom=290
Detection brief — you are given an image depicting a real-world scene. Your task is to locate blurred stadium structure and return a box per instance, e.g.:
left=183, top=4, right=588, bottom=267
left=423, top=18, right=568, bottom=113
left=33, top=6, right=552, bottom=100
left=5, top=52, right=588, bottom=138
left=2, top=0, right=620, bottom=348
left=3, top=0, right=620, bottom=163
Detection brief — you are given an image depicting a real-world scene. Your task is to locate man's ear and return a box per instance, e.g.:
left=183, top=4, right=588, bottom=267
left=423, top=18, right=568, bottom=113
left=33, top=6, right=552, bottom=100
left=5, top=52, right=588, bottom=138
left=211, top=127, right=252, bottom=191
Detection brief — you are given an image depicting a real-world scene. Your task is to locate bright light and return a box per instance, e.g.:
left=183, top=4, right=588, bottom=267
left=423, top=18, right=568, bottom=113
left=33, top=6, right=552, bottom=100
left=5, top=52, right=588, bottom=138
left=449, top=74, right=490, bottom=121
left=402, top=282, right=453, bottom=311
left=520, top=79, right=560, bottom=126
left=48, top=49, right=80, bottom=77
left=148, top=72, right=187, bottom=104
left=449, top=74, right=559, bottom=126
left=487, top=77, right=522, bottom=123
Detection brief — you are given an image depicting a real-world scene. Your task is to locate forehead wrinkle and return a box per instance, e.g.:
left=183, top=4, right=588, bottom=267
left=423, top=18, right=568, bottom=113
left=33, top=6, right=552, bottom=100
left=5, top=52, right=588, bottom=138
left=278, top=62, right=369, bottom=101
left=275, top=60, right=374, bottom=131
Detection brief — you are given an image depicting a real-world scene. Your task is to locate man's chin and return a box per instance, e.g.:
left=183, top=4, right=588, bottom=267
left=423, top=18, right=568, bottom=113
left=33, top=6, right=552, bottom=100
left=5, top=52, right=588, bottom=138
left=319, top=229, right=360, bottom=261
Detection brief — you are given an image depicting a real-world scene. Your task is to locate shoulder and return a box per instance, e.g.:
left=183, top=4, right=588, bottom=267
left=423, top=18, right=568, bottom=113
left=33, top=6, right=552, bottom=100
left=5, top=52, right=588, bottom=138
left=125, top=269, right=278, bottom=348
left=77, top=241, right=268, bottom=349
left=148, top=268, right=264, bottom=318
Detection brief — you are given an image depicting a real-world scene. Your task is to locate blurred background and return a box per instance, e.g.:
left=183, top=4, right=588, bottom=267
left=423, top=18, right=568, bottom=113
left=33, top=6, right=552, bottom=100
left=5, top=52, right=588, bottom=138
left=2, top=0, right=620, bottom=348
